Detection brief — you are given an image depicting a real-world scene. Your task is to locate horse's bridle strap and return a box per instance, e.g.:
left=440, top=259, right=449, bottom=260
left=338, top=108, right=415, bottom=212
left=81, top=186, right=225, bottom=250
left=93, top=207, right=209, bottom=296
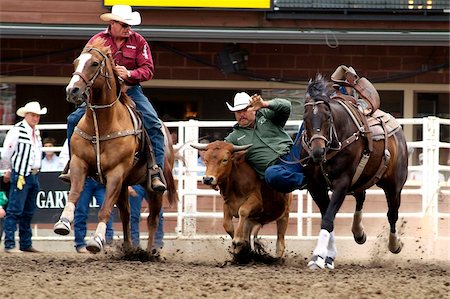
left=74, top=126, right=142, bottom=142
left=72, top=71, right=93, bottom=86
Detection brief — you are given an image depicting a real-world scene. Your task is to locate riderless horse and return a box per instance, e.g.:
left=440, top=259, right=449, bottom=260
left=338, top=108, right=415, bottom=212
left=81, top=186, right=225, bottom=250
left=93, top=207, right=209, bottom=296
left=54, top=37, right=177, bottom=253
left=300, top=74, right=408, bottom=269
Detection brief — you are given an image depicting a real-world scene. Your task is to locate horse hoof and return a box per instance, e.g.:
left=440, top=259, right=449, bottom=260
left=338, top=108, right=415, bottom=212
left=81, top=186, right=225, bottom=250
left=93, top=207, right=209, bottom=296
left=53, top=218, right=71, bottom=235
left=354, top=232, right=367, bottom=245
left=388, top=233, right=403, bottom=254
left=389, top=240, right=403, bottom=254
left=86, top=236, right=104, bottom=254
left=325, top=256, right=335, bottom=270
left=307, top=255, right=325, bottom=269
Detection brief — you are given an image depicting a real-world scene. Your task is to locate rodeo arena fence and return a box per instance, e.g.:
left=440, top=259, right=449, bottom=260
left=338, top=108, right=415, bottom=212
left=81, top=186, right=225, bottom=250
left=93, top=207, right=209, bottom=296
left=0, top=116, right=449, bottom=248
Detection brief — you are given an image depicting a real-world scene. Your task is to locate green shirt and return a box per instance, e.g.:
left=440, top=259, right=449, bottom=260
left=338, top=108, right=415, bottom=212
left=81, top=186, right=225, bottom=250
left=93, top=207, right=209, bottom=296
left=225, top=98, right=293, bottom=177
left=0, top=191, right=8, bottom=208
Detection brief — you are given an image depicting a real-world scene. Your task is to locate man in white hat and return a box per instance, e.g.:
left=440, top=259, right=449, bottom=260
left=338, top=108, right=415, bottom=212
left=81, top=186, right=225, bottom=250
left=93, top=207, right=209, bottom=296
left=1, top=101, right=47, bottom=253
left=225, top=92, right=306, bottom=193
left=62, top=4, right=166, bottom=192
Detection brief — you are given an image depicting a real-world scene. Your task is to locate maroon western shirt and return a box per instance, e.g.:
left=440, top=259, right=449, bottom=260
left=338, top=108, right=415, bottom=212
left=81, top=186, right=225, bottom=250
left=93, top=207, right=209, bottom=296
left=88, top=27, right=154, bottom=85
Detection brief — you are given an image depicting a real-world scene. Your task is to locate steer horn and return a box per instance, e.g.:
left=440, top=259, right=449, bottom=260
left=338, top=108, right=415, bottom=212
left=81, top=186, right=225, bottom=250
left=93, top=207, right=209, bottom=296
left=232, top=144, right=252, bottom=152
left=190, top=143, right=209, bottom=151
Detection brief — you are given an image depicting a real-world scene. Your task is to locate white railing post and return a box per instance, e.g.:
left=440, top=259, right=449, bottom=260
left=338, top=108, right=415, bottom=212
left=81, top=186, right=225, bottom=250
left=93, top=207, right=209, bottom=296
left=182, top=119, right=200, bottom=237
left=421, top=116, right=440, bottom=238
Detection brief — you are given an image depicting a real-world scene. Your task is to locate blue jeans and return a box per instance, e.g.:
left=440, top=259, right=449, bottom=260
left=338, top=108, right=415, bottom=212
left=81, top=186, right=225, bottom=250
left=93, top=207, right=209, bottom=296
left=3, top=171, right=39, bottom=250
left=74, top=177, right=114, bottom=250
left=265, top=124, right=306, bottom=193
left=67, top=86, right=165, bottom=170
left=129, top=184, right=164, bottom=248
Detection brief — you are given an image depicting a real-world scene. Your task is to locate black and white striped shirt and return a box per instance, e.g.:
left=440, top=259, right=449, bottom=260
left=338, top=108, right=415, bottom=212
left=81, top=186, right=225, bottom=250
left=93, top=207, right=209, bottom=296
left=0, top=120, right=43, bottom=176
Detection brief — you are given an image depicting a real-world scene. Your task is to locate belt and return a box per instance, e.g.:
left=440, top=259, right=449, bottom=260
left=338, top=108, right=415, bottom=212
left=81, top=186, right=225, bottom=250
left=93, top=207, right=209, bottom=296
left=30, top=168, right=40, bottom=175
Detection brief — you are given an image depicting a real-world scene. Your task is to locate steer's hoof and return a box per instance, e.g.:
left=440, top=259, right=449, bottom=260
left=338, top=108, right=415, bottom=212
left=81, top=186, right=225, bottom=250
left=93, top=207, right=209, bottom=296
left=307, top=255, right=325, bottom=269
left=53, top=218, right=71, bottom=235
left=86, top=235, right=104, bottom=254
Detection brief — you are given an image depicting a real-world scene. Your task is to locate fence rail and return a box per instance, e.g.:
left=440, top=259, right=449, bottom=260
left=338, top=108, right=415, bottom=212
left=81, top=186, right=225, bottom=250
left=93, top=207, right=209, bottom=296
left=1, top=116, right=449, bottom=241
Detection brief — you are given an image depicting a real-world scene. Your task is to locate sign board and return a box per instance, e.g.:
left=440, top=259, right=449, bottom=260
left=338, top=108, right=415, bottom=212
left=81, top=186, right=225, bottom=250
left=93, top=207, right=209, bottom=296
left=104, top=0, right=271, bottom=9
left=0, top=172, right=117, bottom=224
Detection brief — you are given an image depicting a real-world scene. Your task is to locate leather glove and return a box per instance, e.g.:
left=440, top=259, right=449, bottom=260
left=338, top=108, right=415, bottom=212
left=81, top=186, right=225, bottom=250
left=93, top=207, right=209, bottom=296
left=17, top=175, right=25, bottom=190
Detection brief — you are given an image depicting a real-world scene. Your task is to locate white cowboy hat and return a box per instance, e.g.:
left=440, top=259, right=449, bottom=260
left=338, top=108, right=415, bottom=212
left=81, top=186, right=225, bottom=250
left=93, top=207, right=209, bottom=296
left=226, top=92, right=251, bottom=112
left=100, top=5, right=141, bottom=26
left=16, top=101, right=47, bottom=117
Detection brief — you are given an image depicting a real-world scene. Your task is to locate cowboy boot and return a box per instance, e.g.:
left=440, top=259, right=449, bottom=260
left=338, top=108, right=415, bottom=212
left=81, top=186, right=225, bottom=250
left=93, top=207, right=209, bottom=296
left=150, top=165, right=166, bottom=193
left=146, top=143, right=166, bottom=192
left=58, top=160, right=71, bottom=184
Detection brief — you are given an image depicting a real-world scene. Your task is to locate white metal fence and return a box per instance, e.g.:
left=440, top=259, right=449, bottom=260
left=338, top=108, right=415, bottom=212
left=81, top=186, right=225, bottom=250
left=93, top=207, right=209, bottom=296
left=0, top=116, right=449, bottom=241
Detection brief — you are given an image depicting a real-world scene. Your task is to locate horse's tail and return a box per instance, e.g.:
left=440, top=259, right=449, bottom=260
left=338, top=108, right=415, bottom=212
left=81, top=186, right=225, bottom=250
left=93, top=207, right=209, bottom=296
left=164, top=157, right=178, bottom=206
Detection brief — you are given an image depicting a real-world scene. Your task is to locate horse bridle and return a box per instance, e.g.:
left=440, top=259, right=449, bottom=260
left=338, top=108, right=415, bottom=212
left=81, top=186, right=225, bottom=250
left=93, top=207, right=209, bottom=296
left=302, top=100, right=341, bottom=158
left=72, top=47, right=120, bottom=110
left=72, top=47, right=122, bottom=183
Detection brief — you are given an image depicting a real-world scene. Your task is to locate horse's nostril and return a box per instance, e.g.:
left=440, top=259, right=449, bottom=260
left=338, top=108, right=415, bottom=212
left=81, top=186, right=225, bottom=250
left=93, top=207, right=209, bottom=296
left=312, top=147, right=325, bottom=162
left=71, top=87, right=79, bottom=95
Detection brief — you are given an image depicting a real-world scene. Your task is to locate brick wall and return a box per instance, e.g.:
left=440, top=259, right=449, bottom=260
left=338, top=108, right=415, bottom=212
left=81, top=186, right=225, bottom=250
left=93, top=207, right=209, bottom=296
left=1, top=38, right=448, bottom=84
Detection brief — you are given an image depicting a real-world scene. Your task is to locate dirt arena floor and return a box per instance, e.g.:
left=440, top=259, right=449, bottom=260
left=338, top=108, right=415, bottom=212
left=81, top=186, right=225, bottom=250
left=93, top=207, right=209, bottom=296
left=1, top=236, right=449, bottom=299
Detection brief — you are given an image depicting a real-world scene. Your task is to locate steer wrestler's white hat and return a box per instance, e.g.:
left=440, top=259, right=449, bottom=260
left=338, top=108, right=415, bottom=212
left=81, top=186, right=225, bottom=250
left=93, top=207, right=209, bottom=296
left=17, top=101, right=47, bottom=117
left=100, top=5, right=141, bottom=26
left=226, top=92, right=251, bottom=112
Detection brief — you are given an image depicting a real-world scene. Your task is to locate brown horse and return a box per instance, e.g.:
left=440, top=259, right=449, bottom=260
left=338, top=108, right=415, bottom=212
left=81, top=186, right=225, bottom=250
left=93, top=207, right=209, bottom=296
left=53, top=37, right=177, bottom=253
left=299, top=74, right=408, bottom=269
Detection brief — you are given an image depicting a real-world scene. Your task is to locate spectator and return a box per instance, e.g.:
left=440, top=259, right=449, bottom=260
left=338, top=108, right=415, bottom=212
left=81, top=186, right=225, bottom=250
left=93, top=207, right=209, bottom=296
left=128, top=185, right=164, bottom=251
left=0, top=190, right=8, bottom=244
left=0, top=101, right=47, bottom=253
left=41, top=137, right=62, bottom=172
left=73, top=177, right=115, bottom=253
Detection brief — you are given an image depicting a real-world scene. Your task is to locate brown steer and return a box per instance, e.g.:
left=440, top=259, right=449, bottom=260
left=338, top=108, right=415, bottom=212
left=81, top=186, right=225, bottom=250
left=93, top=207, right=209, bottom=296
left=191, top=141, right=291, bottom=260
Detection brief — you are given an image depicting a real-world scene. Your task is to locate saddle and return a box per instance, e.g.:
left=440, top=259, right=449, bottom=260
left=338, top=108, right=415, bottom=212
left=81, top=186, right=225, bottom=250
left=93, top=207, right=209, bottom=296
left=331, top=65, right=380, bottom=115
left=332, top=96, right=402, bottom=192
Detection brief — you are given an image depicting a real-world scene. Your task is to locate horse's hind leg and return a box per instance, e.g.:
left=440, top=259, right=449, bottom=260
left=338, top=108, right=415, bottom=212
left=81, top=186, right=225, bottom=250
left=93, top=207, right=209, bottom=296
left=384, top=187, right=403, bottom=254
left=116, top=186, right=132, bottom=250
left=145, top=190, right=163, bottom=254
left=352, top=191, right=367, bottom=244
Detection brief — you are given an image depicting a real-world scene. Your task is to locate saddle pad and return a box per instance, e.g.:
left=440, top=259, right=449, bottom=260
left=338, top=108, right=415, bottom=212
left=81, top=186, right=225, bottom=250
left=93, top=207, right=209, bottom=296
left=367, top=109, right=401, bottom=140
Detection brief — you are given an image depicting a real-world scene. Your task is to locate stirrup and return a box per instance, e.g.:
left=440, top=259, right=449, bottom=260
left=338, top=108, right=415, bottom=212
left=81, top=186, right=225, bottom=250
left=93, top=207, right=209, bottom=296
left=151, top=175, right=166, bottom=192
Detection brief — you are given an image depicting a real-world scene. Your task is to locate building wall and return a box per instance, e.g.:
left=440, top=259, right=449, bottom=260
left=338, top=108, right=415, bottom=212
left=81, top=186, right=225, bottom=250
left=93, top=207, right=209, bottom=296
left=1, top=38, right=449, bottom=84
left=1, top=0, right=448, bottom=31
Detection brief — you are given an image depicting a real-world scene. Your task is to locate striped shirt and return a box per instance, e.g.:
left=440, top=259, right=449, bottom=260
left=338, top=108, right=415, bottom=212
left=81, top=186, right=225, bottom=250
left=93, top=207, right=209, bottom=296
left=0, top=120, right=43, bottom=176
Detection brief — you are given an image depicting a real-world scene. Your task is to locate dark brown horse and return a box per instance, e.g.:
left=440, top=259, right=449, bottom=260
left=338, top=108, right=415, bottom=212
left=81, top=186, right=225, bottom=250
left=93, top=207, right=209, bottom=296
left=300, top=74, right=408, bottom=269
left=53, top=37, right=177, bottom=253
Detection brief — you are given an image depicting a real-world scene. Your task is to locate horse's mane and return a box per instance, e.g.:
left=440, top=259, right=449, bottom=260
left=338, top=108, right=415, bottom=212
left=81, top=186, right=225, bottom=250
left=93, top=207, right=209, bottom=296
left=306, top=74, right=334, bottom=102
left=83, top=37, right=133, bottom=106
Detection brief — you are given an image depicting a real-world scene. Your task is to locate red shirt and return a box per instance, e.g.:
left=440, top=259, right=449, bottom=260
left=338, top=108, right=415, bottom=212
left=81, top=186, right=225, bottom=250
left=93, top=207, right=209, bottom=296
left=88, top=28, right=154, bottom=85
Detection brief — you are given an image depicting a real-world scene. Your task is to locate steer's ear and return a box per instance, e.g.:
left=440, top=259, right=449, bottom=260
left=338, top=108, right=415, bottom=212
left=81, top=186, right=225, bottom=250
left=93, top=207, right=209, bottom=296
left=232, top=151, right=246, bottom=164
